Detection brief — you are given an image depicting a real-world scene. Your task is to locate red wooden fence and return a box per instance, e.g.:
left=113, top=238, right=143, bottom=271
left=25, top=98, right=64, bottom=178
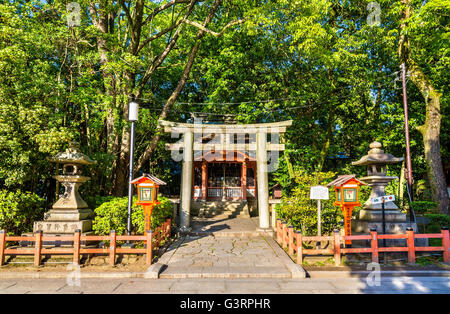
left=276, top=219, right=450, bottom=266
left=0, top=218, right=172, bottom=267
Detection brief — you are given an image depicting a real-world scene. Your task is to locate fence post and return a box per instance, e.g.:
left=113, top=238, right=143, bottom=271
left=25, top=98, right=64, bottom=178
left=333, top=229, right=341, bottom=266
left=282, top=222, right=287, bottom=248
left=73, top=229, right=81, bottom=265
left=109, top=230, right=116, bottom=266
left=442, top=227, right=449, bottom=263
left=370, top=228, right=379, bottom=263
left=406, top=227, right=415, bottom=264
left=288, top=225, right=294, bottom=256
left=0, top=230, right=5, bottom=266
left=146, top=229, right=153, bottom=265
left=34, top=230, right=43, bottom=267
left=276, top=219, right=282, bottom=244
left=296, top=231, right=303, bottom=265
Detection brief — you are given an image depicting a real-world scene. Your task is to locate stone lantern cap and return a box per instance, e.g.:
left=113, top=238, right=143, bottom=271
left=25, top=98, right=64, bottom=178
left=351, top=141, right=403, bottom=166
left=50, top=141, right=97, bottom=165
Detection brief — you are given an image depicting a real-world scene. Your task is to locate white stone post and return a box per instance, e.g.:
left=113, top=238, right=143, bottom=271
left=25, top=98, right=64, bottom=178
left=256, top=130, right=270, bottom=229
left=180, top=130, right=193, bottom=231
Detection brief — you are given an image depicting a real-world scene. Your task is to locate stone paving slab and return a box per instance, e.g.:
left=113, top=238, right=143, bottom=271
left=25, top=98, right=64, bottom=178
left=0, top=277, right=448, bottom=294
left=158, top=234, right=296, bottom=279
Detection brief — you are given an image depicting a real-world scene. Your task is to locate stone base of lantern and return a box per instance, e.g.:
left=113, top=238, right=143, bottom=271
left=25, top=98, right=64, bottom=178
left=33, top=219, right=92, bottom=234
left=351, top=211, right=428, bottom=247
left=28, top=207, right=97, bottom=247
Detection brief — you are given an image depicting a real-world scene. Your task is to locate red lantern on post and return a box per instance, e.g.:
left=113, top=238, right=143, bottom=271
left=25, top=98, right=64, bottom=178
left=130, top=174, right=166, bottom=235
left=327, top=175, right=366, bottom=247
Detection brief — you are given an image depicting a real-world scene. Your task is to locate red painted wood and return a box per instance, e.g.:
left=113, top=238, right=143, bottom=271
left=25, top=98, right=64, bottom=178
left=378, top=234, right=407, bottom=240
left=146, top=230, right=153, bottom=265
left=378, top=247, right=409, bottom=252
left=73, top=230, right=81, bottom=265
left=343, top=235, right=371, bottom=241
left=415, top=246, right=444, bottom=252
left=302, top=236, right=334, bottom=241
left=341, top=248, right=373, bottom=254
left=296, top=232, right=303, bottom=265
left=34, top=231, right=42, bottom=267
left=4, top=249, right=34, bottom=254
left=6, top=236, right=33, bottom=242
left=288, top=226, right=294, bottom=256
left=333, top=230, right=341, bottom=266
left=0, top=231, right=5, bottom=266
left=370, top=230, right=379, bottom=263
left=442, top=229, right=450, bottom=263
left=414, top=234, right=443, bottom=239
left=406, top=229, right=415, bottom=264
left=303, top=249, right=334, bottom=255
left=202, top=162, right=207, bottom=200
left=109, top=230, right=116, bottom=266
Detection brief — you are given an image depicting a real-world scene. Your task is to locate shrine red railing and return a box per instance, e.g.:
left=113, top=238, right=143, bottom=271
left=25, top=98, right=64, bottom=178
left=0, top=218, right=172, bottom=267
left=276, top=219, right=450, bottom=266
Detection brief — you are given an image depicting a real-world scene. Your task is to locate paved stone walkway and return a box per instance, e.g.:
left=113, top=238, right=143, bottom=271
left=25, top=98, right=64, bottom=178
left=158, top=235, right=293, bottom=278
left=0, top=277, right=448, bottom=294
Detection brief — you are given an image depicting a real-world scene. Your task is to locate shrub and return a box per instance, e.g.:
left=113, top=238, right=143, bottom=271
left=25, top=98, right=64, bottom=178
left=0, top=189, right=45, bottom=235
left=276, top=170, right=341, bottom=235
left=410, top=201, right=439, bottom=215
left=92, top=195, right=172, bottom=235
left=424, top=214, right=450, bottom=230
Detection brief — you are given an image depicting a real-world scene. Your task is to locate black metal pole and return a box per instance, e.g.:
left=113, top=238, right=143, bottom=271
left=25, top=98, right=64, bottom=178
left=127, top=121, right=136, bottom=236
left=382, top=199, right=387, bottom=263
left=401, top=63, right=416, bottom=223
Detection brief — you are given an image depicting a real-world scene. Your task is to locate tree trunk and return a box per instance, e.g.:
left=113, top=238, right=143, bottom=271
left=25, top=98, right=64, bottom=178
left=398, top=0, right=449, bottom=214
left=134, top=0, right=223, bottom=175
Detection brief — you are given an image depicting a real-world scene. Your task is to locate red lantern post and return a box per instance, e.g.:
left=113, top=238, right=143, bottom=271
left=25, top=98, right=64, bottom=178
left=131, top=174, right=166, bottom=235
left=327, top=175, right=366, bottom=247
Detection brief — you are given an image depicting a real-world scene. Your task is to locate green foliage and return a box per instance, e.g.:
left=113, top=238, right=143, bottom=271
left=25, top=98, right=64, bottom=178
left=424, top=214, right=450, bottom=230
left=92, top=195, right=172, bottom=235
left=0, top=190, right=45, bottom=235
left=276, top=170, right=341, bottom=235
left=410, top=201, right=439, bottom=215
left=0, top=0, right=447, bottom=213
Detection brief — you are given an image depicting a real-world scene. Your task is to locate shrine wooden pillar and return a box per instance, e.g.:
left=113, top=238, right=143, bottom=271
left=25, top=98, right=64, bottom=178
left=241, top=161, right=247, bottom=200
left=201, top=161, right=207, bottom=200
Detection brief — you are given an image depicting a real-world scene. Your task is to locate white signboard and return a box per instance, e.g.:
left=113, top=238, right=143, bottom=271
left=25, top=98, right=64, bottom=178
left=310, top=185, right=329, bottom=200
left=371, top=195, right=395, bottom=204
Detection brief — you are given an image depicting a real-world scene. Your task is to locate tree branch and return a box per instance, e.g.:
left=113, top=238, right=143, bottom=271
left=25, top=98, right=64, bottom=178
left=183, top=17, right=246, bottom=37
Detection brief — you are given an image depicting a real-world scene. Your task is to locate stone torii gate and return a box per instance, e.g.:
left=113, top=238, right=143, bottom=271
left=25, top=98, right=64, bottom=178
left=160, top=119, right=292, bottom=231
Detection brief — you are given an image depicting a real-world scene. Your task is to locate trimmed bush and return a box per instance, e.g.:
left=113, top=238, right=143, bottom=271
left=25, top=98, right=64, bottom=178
left=92, top=195, right=172, bottom=235
left=410, top=201, right=439, bottom=215
left=276, top=171, right=342, bottom=235
left=0, top=189, right=45, bottom=235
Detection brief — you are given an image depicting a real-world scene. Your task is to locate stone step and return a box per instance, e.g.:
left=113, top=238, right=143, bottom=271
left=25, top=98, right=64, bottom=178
left=159, top=266, right=292, bottom=279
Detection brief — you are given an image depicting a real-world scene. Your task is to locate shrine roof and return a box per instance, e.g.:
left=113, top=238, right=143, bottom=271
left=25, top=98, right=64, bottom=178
left=130, top=173, right=167, bottom=185
left=327, top=175, right=366, bottom=187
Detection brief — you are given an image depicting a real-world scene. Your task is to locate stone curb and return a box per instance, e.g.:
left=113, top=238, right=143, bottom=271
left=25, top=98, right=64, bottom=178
left=307, top=270, right=450, bottom=279
left=0, top=270, right=448, bottom=280
left=264, top=237, right=307, bottom=279
left=0, top=272, right=147, bottom=279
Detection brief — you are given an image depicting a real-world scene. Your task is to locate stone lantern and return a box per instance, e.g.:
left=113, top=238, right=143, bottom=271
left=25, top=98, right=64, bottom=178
left=351, top=141, right=418, bottom=237
left=33, top=141, right=96, bottom=235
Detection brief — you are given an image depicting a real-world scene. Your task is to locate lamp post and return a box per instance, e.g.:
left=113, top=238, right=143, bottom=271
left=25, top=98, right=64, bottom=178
left=127, top=101, right=139, bottom=235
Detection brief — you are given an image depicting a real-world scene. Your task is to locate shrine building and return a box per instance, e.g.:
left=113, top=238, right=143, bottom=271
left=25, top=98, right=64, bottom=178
left=160, top=119, right=292, bottom=231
